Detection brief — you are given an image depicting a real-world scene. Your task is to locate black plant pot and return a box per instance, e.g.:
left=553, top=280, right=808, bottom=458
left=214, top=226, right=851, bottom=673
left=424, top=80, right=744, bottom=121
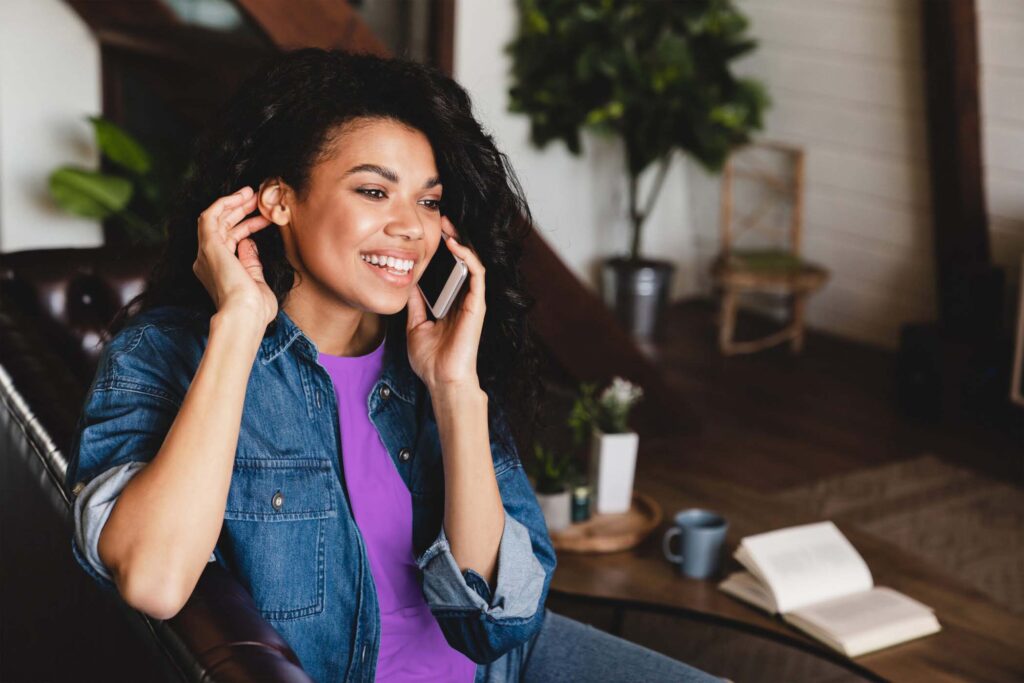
left=601, top=257, right=676, bottom=341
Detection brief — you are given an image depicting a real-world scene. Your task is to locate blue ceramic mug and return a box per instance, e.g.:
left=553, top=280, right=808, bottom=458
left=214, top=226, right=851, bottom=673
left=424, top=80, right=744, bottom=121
left=662, top=508, right=729, bottom=579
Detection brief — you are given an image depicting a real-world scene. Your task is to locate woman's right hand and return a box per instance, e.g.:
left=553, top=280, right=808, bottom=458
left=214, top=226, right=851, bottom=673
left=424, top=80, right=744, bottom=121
left=192, top=186, right=278, bottom=328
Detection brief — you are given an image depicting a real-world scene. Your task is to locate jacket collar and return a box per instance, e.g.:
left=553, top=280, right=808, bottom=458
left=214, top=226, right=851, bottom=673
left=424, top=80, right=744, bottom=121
left=258, top=307, right=420, bottom=404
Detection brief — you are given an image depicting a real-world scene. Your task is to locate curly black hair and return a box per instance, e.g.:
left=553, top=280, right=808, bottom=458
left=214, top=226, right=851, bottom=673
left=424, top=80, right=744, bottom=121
left=107, top=48, right=541, bottom=449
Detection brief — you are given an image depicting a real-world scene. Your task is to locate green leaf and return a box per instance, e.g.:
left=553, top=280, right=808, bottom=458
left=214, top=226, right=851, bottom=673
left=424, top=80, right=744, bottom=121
left=584, top=100, right=624, bottom=126
left=525, top=8, right=550, bottom=34
left=88, top=116, right=151, bottom=175
left=48, top=167, right=133, bottom=219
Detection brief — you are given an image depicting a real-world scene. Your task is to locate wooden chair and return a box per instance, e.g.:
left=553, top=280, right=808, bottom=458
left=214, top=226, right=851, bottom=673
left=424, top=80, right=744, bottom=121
left=712, top=141, right=828, bottom=355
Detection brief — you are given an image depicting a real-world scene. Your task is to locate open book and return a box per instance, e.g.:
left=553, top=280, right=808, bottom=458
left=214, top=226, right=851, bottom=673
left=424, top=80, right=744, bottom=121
left=718, top=521, right=941, bottom=657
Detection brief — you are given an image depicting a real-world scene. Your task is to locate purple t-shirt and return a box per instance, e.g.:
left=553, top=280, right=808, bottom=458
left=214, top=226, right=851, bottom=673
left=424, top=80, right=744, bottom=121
left=319, top=339, right=476, bottom=682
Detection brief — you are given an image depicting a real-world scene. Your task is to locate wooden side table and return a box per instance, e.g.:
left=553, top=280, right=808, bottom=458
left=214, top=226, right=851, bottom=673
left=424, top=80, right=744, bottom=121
left=549, top=460, right=1024, bottom=682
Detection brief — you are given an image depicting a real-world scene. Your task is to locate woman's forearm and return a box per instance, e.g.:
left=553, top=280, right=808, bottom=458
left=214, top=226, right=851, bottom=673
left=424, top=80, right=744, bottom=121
left=431, top=382, right=505, bottom=590
left=97, top=308, right=265, bottom=619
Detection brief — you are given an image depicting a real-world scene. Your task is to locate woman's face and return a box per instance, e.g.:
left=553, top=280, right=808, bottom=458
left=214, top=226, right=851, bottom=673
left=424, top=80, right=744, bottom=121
left=264, top=117, right=445, bottom=316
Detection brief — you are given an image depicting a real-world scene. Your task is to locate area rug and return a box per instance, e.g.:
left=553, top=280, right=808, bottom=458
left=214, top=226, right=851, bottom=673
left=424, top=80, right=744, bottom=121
left=771, top=455, right=1024, bottom=616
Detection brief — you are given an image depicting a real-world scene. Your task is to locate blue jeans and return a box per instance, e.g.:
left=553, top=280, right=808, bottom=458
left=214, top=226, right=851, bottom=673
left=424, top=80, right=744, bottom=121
left=518, top=609, right=723, bottom=682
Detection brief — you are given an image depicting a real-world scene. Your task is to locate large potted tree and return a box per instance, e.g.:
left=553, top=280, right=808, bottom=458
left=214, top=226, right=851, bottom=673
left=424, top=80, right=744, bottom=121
left=506, top=0, right=769, bottom=339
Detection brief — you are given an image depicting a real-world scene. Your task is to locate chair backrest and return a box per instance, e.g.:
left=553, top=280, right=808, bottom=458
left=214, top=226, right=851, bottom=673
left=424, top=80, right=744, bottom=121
left=719, top=141, right=806, bottom=258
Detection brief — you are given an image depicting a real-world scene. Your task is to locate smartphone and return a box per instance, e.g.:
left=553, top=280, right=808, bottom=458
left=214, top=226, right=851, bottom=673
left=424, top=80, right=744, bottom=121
left=417, top=235, right=468, bottom=319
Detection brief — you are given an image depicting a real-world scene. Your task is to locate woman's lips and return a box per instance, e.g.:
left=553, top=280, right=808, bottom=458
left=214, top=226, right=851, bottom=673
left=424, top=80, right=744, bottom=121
left=363, top=259, right=414, bottom=286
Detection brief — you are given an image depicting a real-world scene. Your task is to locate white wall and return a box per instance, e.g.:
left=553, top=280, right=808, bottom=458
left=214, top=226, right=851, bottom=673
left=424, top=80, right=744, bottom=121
left=687, top=0, right=936, bottom=349
left=979, top=0, right=1024, bottom=318
left=452, top=0, right=698, bottom=301
left=0, top=0, right=103, bottom=253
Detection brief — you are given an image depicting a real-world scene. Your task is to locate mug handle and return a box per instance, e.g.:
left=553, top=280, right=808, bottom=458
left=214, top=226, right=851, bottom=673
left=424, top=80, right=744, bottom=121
left=662, top=527, right=683, bottom=564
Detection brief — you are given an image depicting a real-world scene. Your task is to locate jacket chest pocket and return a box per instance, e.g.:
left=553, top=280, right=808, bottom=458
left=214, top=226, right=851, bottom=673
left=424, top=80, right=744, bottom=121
left=221, top=458, right=337, bottom=620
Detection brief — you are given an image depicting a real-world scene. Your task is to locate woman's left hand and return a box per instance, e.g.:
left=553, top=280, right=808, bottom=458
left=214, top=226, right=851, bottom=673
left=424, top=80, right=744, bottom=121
left=406, top=216, right=486, bottom=391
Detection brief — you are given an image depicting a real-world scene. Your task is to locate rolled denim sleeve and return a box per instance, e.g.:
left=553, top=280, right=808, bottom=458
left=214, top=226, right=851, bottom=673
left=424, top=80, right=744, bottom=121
left=71, top=461, right=146, bottom=592
left=72, top=461, right=217, bottom=594
left=414, top=459, right=557, bottom=665
left=415, top=505, right=545, bottom=618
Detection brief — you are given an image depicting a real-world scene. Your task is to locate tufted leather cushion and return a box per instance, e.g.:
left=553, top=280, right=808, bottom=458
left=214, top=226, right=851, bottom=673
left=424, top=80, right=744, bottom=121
left=0, top=246, right=313, bottom=683
left=0, top=247, right=162, bottom=383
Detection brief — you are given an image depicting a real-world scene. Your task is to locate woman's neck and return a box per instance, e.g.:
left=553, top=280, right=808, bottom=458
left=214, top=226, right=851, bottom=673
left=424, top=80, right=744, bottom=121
left=282, top=290, right=384, bottom=357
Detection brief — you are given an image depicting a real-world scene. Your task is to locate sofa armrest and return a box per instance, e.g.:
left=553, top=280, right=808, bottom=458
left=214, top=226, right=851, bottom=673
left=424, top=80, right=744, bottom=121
left=159, top=562, right=315, bottom=683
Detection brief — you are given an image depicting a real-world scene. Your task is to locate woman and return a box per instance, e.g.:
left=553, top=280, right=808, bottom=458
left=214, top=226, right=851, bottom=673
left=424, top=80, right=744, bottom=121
left=66, top=49, right=721, bottom=683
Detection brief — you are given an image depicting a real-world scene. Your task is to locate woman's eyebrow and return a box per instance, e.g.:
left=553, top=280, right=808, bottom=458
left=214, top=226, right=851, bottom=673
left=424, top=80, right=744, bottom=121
left=342, top=163, right=441, bottom=189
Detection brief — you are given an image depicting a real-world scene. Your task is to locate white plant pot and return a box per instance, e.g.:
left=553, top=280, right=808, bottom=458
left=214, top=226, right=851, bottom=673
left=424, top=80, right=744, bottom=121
left=536, top=489, right=572, bottom=532
left=589, top=427, right=639, bottom=514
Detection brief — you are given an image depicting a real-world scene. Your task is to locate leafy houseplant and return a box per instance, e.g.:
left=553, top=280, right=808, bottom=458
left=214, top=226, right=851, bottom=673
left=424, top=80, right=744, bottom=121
left=570, top=377, right=644, bottom=514
left=528, top=442, right=576, bottom=531
left=48, top=115, right=183, bottom=246
left=507, top=0, right=769, bottom=338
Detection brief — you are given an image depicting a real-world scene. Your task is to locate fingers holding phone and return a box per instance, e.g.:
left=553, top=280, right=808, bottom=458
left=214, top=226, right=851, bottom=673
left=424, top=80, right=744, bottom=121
left=405, top=216, right=488, bottom=389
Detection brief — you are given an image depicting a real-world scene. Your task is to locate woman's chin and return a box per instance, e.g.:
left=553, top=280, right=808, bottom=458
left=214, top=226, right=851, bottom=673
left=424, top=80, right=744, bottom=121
left=363, top=293, right=413, bottom=317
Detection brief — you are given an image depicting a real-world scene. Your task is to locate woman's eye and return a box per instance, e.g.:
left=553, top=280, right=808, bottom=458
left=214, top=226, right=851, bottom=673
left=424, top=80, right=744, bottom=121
left=357, top=188, right=386, bottom=199
left=420, top=199, right=441, bottom=211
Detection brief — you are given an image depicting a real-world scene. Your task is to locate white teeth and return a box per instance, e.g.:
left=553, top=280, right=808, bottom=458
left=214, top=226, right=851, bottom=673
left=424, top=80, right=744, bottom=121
left=362, top=254, right=413, bottom=273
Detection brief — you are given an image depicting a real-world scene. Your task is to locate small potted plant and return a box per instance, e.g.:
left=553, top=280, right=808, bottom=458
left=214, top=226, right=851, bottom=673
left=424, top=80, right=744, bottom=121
left=527, top=442, right=575, bottom=532
left=570, top=377, right=644, bottom=514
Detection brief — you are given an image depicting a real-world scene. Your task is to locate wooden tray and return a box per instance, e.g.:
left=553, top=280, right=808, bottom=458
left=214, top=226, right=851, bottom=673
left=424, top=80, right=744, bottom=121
left=550, top=493, right=662, bottom=553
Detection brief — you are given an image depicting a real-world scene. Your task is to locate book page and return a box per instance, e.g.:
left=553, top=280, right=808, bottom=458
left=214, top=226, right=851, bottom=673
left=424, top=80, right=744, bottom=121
left=718, top=571, right=778, bottom=613
left=741, top=521, right=873, bottom=613
left=785, top=587, right=940, bottom=657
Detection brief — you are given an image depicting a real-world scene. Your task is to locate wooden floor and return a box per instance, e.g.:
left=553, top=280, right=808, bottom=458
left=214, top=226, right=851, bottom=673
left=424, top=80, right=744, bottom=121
left=544, top=298, right=1022, bottom=493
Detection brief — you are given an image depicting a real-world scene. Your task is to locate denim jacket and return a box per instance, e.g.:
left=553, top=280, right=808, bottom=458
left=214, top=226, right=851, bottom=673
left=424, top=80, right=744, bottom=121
left=64, top=304, right=556, bottom=683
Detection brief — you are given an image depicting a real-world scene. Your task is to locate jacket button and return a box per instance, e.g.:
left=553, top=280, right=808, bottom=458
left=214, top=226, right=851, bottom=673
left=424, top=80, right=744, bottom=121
left=379, top=385, right=391, bottom=400
left=72, top=481, right=85, bottom=496
left=398, top=448, right=412, bottom=462
left=272, top=490, right=284, bottom=510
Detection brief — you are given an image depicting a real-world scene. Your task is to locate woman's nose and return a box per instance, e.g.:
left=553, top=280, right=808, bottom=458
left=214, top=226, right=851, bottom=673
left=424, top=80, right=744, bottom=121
left=384, top=201, right=425, bottom=241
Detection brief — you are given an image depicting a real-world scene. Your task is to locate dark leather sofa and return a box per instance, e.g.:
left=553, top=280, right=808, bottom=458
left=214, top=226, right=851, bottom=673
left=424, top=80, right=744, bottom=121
left=0, top=246, right=314, bottom=683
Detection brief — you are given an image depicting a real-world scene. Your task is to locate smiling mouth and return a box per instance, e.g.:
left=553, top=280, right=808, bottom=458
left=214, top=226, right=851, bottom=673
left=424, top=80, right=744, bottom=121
left=362, top=259, right=413, bottom=286
left=360, top=253, right=415, bottom=275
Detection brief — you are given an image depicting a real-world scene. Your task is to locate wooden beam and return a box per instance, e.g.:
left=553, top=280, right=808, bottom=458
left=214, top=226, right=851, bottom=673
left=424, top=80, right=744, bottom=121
left=920, top=0, right=1001, bottom=336
left=234, top=0, right=388, bottom=54
left=430, top=0, right=456, bottom=77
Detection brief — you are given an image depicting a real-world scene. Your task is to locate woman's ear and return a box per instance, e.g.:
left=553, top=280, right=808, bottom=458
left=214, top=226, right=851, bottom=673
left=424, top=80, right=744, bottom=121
left=257, top=179, right=291, bottom=226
